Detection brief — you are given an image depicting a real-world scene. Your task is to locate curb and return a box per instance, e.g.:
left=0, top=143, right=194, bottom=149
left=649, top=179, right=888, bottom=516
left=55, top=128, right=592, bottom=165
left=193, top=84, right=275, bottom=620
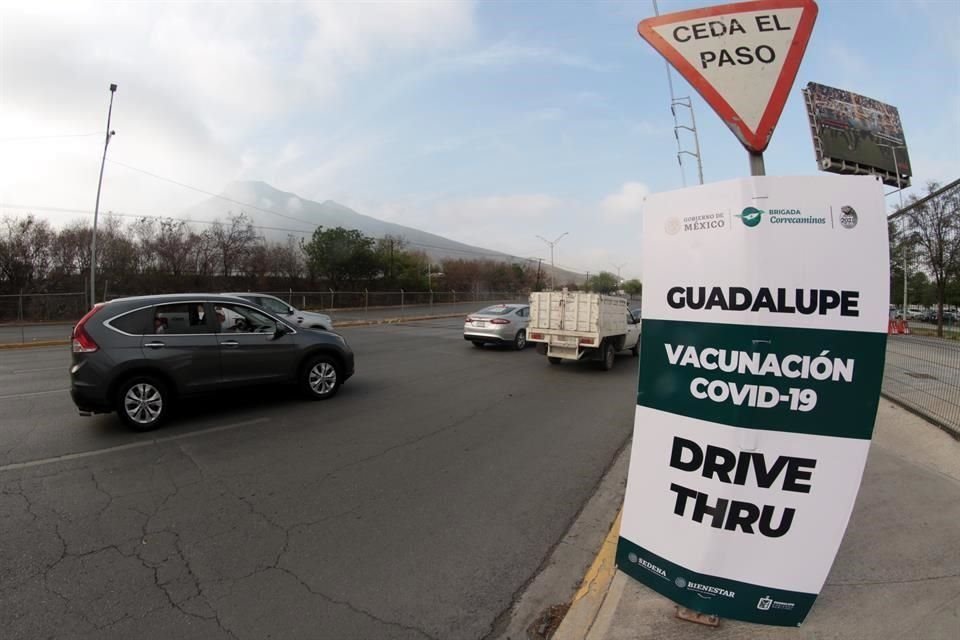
left=0, top=313, right=468, bottom=350
left=334, top=313, right=466, bottom=328
left=0, top=339, right=70, bottom=350
left=553, top=510, right=622, bottom=640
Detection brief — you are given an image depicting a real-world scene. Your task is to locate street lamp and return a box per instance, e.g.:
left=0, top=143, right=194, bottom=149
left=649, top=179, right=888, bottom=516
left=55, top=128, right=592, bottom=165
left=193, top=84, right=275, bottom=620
left=90, top=83, right=117, bottom=307
left=613, top=263, right=626, bottom=287
left=878, top=142, right=908, bottom=319
left=536, top=232, right=568, bottom=290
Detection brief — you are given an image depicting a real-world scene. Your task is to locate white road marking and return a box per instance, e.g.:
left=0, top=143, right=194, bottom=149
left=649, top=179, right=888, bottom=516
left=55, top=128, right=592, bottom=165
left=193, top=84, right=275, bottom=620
left=0, top=416, right=271, bottom=472
left=0, top=388, right=69, bottom=400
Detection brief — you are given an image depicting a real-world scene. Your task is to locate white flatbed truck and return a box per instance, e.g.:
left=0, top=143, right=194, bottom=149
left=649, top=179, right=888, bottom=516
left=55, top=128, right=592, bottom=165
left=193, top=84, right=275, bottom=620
left=527, top=290, right=640, bottom=370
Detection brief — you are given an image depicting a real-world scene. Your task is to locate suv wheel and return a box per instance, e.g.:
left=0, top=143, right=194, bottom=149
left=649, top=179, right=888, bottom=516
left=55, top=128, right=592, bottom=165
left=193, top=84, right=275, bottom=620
left=116, top=376, right=168, bottom=431
left=301, top=355, right=341, bottom=400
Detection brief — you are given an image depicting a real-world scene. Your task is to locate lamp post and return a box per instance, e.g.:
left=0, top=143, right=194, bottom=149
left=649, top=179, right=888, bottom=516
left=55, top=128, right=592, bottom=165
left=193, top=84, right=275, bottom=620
left=90, top=83, right=117, bottom=307
left=614, top=263, right=626, bottom=289
left=879, top=143, right=908, bottom=319
left=536, top=232, right=568, bottom=290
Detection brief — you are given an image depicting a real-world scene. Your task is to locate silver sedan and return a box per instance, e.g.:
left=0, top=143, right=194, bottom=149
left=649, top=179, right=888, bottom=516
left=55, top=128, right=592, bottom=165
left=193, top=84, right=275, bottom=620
left=464, top=304, right=530, bottom=350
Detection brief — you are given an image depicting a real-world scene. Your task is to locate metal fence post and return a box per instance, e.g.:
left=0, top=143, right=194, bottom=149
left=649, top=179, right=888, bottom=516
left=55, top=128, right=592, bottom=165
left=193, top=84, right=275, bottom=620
left=19, top=289, right=24, bottom=344
left=329, top=288, right=335, bottom=310
left=364, top=289, right=369, bottom=316
left=288, top=288, right=292, bottom=304
left=452, top=290, right=456, bottom=304
left=401, top=289, right=405, bottom=316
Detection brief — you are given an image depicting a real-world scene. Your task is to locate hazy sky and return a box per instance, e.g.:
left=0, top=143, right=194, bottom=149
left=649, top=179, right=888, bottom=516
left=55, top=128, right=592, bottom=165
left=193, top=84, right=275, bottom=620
left=2, top=0, right=958, bottom=279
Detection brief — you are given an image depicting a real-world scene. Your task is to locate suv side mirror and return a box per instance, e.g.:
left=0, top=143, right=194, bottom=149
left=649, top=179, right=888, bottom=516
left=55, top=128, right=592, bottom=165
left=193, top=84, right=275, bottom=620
left=273, top=324, right=291, bottom=339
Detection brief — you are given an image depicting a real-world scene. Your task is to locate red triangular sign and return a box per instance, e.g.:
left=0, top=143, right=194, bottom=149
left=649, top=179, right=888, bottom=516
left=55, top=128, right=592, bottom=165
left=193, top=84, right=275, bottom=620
left=638, top=0, right=818, bottom=153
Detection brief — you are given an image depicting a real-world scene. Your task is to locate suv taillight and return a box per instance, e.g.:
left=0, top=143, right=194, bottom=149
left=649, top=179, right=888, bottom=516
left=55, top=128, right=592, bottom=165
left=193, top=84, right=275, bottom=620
left=72, top=305, right=103, bottom=353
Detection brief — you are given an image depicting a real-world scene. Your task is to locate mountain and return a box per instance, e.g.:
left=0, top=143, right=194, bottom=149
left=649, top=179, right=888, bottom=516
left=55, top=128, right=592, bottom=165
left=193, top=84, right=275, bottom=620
left=183, top=181, right=516, bottom=263
left=182, top=181, right=582, bottom=282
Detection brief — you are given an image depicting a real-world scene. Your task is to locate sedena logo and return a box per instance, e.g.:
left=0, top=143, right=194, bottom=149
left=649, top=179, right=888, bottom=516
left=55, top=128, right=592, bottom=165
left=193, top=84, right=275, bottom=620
left=737, top=207, right=764, bottom=228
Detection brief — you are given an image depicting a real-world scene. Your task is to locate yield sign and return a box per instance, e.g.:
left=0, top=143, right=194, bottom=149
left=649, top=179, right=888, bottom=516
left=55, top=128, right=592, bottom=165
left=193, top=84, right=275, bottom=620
left=638, top=0, right=818, bottom=153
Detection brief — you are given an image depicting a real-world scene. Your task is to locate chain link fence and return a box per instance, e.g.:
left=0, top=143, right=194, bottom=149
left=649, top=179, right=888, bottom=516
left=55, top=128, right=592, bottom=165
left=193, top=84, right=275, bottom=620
left=0, top=289, right=531, bottom=344
left=0, top=292, right=87, bottom=324
left=882, top=334, right=960, bottom=437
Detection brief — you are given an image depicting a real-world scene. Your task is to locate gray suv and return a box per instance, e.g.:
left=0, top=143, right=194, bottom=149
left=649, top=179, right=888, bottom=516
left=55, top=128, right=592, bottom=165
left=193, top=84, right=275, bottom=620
left=70, top=294, right=355, bottom=431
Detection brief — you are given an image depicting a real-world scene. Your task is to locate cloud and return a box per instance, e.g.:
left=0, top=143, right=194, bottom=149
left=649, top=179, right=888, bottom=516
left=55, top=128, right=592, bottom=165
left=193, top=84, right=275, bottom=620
left=628, top=120, right=670, bottom=136
left=601, top=182, right=650, bottom=222
left=435, top=194, right=564, bottom=223
left=527, top=108, right=566, bottom=122
left=0, top=1, right=476, bottom=217
left=442, top=41, right=611, bottom=73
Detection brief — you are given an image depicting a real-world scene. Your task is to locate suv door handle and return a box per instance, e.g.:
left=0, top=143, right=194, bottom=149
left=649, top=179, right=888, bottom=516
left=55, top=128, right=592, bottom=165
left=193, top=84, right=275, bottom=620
left=144, top=341, right=165, bottom=349
left=220, top=340, right=239, bottom=348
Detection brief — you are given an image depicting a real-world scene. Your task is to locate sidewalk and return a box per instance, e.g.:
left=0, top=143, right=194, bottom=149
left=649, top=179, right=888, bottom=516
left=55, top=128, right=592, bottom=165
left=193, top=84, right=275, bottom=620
left=555, top=400, right=960, bottom=640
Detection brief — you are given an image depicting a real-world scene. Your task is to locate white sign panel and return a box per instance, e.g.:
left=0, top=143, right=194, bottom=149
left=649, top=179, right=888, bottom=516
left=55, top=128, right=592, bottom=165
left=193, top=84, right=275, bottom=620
left=616, top=175, right=889, bottom=626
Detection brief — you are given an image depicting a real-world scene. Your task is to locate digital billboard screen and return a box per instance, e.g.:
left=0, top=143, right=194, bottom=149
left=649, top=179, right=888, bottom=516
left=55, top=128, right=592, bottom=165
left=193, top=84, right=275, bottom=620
left=803, top=82, right=911, bottom=188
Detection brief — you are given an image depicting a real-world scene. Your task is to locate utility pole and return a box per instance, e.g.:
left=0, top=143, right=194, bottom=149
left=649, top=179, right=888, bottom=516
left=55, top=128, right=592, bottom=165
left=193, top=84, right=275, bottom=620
left=90, top=83, right=117, bottom=307
left=536, top=232, right=568, bottom=290
left=652, top=0, right=704, bottom=186
left=880, top=143, right=908, bottom=318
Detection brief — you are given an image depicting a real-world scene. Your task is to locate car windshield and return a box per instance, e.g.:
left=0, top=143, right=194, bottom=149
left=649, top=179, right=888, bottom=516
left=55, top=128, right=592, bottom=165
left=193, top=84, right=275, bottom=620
left=478, top=306, right=515, bottom=315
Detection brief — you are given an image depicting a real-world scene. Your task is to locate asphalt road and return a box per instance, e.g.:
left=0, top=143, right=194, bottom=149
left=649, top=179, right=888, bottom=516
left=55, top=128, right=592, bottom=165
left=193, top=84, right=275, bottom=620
left=0, top=300, right=523, bottom=345
left=0, top=318, right=637, bottom=640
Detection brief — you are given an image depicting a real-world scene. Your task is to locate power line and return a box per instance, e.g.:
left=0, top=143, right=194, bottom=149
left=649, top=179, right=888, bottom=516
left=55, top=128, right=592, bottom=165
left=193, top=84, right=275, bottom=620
left=0, top=201, right=576, bottom=269
left=0, top=132, right=101, bottom=142
left=106, top=159, right=318, bottom=230
left=5, top=157, right=589, bottom=275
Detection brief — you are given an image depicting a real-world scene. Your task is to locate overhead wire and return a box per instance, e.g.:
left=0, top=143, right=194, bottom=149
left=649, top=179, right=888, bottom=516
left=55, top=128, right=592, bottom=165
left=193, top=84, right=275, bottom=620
left=3, top=158, right=588, bottom=275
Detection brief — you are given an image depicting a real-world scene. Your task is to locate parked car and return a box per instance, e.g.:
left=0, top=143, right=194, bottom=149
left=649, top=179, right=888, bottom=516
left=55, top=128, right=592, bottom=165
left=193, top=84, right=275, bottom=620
left=70, top=294, right=354, bottom=431
left=224, top=292, right=333, bottom=331
left=464, top=303, right=530, bottom=350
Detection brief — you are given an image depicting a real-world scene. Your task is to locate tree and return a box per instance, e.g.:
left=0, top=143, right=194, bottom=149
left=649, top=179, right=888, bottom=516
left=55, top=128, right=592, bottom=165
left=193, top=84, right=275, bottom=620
left=210, top=213, right=258, bottom=277
left=303, top=226, right=378, bottom=288
left=0, top=215, right=53, bottom=292
left=587, top=271, right=619, bottom=294
left=622, top=279, right=643, bottom=297
left=903, top=180, right=960, bottom=336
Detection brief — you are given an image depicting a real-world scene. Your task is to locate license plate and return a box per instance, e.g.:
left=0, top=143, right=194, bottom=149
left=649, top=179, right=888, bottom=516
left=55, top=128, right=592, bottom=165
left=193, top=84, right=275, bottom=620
left=474, top=321, right=486, bottom=327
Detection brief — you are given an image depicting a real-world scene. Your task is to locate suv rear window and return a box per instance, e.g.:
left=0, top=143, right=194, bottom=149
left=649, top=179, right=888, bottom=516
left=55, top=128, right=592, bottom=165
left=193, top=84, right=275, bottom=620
left=479, top=306, right=514, bottom=315
left=109, top=308, right=153, bottom=335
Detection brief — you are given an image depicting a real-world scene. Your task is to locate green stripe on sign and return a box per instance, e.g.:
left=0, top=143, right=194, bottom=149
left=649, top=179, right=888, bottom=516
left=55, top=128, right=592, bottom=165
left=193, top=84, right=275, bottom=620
left=616, top=536, right=818, bottom=626
left=637, top=319, right=886, bottom=440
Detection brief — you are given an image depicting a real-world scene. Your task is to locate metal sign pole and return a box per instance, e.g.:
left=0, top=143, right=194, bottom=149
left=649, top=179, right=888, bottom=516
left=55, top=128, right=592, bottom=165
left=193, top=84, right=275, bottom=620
left=749, top=151, right=766, bottom=177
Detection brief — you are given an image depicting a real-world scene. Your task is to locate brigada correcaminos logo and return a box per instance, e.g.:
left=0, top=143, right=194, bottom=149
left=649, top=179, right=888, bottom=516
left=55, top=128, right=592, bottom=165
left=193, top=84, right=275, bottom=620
left=737, top=206, right=764, bottom=228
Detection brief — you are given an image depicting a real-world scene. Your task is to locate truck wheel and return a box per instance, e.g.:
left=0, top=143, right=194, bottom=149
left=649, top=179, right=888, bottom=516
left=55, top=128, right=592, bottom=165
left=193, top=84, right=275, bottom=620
left=600, top=341, right=615, bottom=371
left=548, top=356, right=562, bottom=365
